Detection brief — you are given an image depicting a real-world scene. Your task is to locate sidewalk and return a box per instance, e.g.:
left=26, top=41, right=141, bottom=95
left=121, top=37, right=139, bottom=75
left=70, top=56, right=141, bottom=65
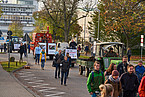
left=0, top=65, right=34, bottom=97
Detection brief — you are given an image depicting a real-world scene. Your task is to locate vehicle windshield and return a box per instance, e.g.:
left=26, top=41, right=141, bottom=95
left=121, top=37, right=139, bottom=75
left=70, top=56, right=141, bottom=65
left=12, top=38, right=19, bottom=43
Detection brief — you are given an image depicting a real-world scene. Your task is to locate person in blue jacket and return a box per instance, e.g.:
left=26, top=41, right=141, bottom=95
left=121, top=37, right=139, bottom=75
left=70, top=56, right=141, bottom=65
left=135, top=60, right=145, bottom=83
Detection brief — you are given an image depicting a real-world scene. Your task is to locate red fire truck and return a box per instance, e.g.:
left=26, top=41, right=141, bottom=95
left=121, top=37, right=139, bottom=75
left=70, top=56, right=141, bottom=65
left=30, top=26, right=56, bottom=60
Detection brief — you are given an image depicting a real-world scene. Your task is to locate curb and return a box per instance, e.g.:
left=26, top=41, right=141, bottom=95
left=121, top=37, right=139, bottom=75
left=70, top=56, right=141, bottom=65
left=9, top=63, right=40, bottom=97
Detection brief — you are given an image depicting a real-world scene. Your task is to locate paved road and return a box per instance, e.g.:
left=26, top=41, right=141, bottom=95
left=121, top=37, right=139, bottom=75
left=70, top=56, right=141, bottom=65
left=0, top=53, right=90, bottom=97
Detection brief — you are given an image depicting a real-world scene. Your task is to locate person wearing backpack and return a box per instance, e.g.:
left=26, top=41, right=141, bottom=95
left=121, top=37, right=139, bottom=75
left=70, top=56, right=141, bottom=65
left=105, top=70, right=122, bottom=97
left=40, top=48, right=46, bottom=70
left=135, top=60, right=145, bottom=83
left=87, top=61, right=105, bottom=97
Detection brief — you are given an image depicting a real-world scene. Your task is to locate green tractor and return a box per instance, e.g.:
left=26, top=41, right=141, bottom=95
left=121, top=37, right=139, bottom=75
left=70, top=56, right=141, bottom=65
left=77, top=42, right=125, bottom=77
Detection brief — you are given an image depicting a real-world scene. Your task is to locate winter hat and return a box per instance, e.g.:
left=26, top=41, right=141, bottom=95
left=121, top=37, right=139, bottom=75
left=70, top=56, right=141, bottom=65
left=139, top=60, right=143, bottom=63
left=112, top=70, right=119, bottom=76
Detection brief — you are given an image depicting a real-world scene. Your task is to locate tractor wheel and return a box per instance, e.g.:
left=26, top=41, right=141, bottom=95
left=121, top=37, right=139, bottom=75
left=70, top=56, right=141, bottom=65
left=85, top=67, right=89, bottom=77
left=79, top=65, right=83, bottom=75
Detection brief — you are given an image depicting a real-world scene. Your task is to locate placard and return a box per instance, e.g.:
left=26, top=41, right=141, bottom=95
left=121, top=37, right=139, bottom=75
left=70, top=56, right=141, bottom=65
left=65, top=49, right=77, bottom=59
left=48, top=43, right=56, bottom=54
left=14, top=44, right=20, bottom=50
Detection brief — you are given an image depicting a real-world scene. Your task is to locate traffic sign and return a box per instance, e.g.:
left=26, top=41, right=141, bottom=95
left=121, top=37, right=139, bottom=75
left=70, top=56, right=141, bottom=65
left=141, top=35, right=144, bottom=47
left=7, top=31, right=12, bottom=35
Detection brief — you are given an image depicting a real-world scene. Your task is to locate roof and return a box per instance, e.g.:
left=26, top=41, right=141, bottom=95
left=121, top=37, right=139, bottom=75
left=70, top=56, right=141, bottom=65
left=96, top=42, right=124, bottom=46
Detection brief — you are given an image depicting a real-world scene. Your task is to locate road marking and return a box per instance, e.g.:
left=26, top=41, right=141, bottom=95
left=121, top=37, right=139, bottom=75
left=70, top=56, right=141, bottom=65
left=39, top=87, right=56, bottom=92
left=32, top=84, right=49, bottom=88
left=28, top=80, right=44, bottom=84
left=25, top=72, right=32, bottom=74
left=45, top=92, right=65, bottom=97
left=20, top=74, right=34, bottom=77
left=24, top=79, right=30, bottom=81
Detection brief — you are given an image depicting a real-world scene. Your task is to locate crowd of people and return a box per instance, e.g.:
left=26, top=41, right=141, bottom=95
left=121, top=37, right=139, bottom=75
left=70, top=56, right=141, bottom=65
left=87, top=56, right=145, bottom=97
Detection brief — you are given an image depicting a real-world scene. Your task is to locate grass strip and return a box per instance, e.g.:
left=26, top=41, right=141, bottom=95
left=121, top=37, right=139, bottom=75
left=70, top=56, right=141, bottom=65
left=1, top=61, right=27, bottom=72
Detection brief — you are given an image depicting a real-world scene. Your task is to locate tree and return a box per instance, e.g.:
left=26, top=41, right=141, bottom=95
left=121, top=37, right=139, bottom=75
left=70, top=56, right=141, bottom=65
left=0, top=1, right=3, bottom=17
left=33, top=9, right=82, bottom=42
left=8, top=21, right=23, bottom=37
left=37, top=0, right=94, bottom=42
left=89, top=0, right=145, bottom=48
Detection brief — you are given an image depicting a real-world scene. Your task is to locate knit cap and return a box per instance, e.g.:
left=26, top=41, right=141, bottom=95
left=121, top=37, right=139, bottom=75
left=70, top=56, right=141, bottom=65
left=112, top=70, right=119, bottom=76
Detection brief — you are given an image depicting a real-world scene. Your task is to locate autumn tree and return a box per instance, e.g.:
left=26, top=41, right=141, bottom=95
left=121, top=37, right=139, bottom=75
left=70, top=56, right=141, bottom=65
left=89, top=0, right=145, bottom=48
left=33, top=9, right=82, bottom=41
left=36, top=0, right=94, bottom=42
left=8, top=21, right=23, bottom=37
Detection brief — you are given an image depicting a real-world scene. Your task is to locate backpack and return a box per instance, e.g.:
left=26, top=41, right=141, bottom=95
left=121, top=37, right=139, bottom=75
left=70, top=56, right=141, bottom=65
left=91, top=71, right=104, bottom=83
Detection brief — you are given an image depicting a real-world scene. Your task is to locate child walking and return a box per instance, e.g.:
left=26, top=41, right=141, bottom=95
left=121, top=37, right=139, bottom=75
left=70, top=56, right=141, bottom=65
left=40, top=48, right=46, bottom=70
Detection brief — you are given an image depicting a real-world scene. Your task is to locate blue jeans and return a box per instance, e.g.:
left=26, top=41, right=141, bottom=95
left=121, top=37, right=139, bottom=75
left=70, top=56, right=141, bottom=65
left=91, top=93, right=96, bottom=97
left=35, top=54, right=40, bottom=64
left=61, top=71, right=67, bottom=85
left=55, top=64, right=60, bottom=78
left=41, top=59, right=45, bottom=68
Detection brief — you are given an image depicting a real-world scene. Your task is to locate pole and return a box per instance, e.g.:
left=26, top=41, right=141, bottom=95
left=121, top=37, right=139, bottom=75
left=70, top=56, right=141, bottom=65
left=26, top=33, right=28, bottom=65
left=84, top=16, right=86, bottom=46
left=8, top=32, right=10, bottom=68
left=98, top=10, right=100, bottom=40
left=141, top=46, right=142, bottom=61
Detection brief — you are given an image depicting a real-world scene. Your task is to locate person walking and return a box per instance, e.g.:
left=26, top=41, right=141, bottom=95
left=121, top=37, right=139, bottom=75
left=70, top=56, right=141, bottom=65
left=105, top=70, right=122, bottom=97
left=35, top=44, right=41, bottom=65
left=104, top=63, right=117, bottom=80
left=0, top=43, right=4, bottom=52
left=40, top=48, right=46, bottom=70
left=135, top=60, right=145, bottom=83
left=66, top=53, right=71, bottom=78
left=54, top=50, right=64, bottom=79
left=19, top=43, right=24, bottom=62
left=85, top=45, right=89, bottom=56
left=87, top=61, right=105, bottom=97
left=60, top=56, right=69, bottom=86
left=24, top=43, right=27, bottom=57
left=117, top=56, right=129, bottom=76
left=77, top=45, right=81, bottom=57
left=4, top=43, right=7, bottom=52
left=120, top=64, right=139, bottom=97
left=138, top=73, right=145, bottom=97
left=28, top=43, right=30, bottom=53
left=127, top=48, right=131, bottom=63
left=99, top=84, right=114, bottom=97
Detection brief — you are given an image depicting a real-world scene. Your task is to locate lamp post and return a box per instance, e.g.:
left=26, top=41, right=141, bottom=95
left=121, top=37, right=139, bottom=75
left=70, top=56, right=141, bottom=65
left=98, top=10, right=100, bottom=40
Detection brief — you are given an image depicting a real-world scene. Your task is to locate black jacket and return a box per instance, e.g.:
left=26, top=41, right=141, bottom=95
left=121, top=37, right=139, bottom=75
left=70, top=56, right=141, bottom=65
left=67, top=56, right=71, bottom=67
left=19, top=45, right=24, bottom=54
left=55, top=53, right=64, bottom=64
left=69, top=41, right=77, bottom=48
left=61, top=60, right=69, bottom=72
left=120, top=72, right=139, bottom=93
left=117, top=62, right=129, bottom=76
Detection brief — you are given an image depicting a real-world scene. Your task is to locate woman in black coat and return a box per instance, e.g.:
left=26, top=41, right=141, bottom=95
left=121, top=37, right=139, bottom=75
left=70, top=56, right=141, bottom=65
left=19, top=43, right=24, bottom=61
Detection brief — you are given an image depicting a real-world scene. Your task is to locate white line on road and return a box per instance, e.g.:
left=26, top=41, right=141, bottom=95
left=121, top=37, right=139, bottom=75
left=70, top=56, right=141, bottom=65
left=45, top=92, right=65, bottom=97
left=32, top=84, right=50, bottom=88
left=39, top=87, right=56, bottom=92
left=28, top=80, right=44, bottom=83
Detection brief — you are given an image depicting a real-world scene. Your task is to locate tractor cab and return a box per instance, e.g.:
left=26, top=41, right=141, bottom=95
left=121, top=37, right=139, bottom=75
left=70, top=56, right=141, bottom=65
left=95, top=42, right=125, bottom=71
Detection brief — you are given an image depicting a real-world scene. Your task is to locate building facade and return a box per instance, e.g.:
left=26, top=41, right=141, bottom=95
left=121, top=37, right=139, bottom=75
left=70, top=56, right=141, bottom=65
left=0, top=0, right=38, bottom=34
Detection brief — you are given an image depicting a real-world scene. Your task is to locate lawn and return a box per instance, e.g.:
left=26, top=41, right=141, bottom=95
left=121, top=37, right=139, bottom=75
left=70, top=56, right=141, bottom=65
left=0, top=52, right=6, bottom=54
left=1, top=61, right=27, bottom=72
left=79, top=55, right=90, bottom=59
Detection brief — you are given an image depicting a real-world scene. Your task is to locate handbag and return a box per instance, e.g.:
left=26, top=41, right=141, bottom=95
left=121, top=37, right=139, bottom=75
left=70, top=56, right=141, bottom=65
left=52, top=60, right=56, bottom=67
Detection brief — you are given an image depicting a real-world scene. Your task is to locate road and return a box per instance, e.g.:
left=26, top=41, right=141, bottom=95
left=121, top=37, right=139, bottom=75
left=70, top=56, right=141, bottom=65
left=0, top=53, right=90, bottom=97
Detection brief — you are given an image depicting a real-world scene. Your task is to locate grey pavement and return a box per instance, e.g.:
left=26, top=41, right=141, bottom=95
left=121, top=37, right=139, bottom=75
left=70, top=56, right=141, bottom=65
left=0, top=55, right=34, bottom=97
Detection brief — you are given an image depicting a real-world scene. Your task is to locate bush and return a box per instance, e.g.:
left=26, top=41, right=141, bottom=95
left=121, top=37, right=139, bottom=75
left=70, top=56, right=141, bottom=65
left=131, top=49, right=145, bottom=55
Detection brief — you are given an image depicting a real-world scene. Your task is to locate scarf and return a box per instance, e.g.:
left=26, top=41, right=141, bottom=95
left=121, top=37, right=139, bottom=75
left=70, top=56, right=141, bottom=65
left=41, top=51, right=45, bottom=54
left=108, top=75, right=119, bottom=83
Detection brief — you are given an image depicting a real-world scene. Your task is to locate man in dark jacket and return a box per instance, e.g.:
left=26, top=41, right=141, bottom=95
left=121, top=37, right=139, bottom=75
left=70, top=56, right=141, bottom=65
left=19, top=43, right=24, bottom=62
left=69, top=40, right=77, bottom=49
left=60, top=56, right=69, bottom=86
left=104, top=48, right=117, bottom=57
left=54, top=50, right=64, bottom=79
left=117, top=56, right=129, bottom=76
left=66, top=53, right=71, bottom=77
left=120, top=64, right=139, bottom=97
left=4, top=43, right=7, bottom=52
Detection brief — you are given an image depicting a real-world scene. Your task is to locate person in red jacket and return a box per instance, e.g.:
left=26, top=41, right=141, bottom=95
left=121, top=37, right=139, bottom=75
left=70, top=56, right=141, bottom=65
left=138, top=74, right=145, bottom=97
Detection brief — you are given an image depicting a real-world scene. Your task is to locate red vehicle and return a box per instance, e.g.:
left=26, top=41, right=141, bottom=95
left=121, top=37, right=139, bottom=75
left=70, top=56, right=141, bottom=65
left=30, top=26, right=56, bottom=60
